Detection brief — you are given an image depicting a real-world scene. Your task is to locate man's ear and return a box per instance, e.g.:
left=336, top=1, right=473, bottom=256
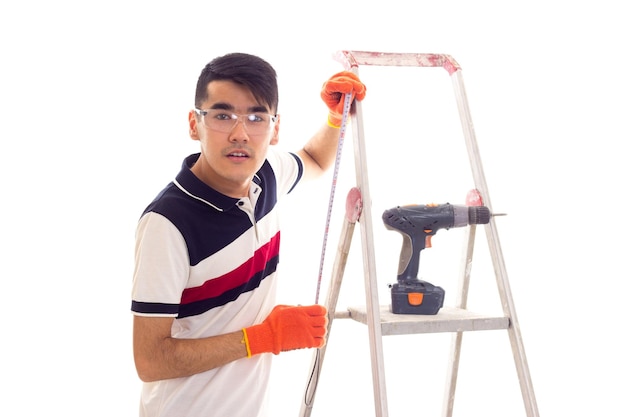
left=189, top=110, right=200, bottom=140
left=269, top=115, right=280, bottom=145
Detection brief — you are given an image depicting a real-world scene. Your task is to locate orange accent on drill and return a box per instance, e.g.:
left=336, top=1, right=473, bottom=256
left=382, top=203, right=491, bottom=314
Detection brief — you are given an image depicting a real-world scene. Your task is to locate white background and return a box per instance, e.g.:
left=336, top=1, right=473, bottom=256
left=1, top=1, right=624, bottom=416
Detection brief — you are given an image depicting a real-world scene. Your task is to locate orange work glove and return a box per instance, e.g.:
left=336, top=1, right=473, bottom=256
left=243, top=305, right=328, bottom=357
left=321, top=71, right=367, bottom=128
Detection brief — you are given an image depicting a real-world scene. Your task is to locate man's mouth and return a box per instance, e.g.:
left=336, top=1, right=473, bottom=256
left=228, top=152, right=249, bottom=157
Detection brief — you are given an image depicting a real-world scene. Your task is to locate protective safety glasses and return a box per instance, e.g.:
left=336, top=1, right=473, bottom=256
left=194, top=108, right=277, bottom=135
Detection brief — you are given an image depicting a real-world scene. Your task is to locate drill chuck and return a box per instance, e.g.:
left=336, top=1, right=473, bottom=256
left=466, top=205, right=491, bottom=225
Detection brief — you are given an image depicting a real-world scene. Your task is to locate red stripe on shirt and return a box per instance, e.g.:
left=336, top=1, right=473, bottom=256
left=180, top=232, right=281, bottom=304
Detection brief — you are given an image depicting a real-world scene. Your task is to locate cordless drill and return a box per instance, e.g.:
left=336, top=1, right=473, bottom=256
left=382, top=203, right=491, bottom=314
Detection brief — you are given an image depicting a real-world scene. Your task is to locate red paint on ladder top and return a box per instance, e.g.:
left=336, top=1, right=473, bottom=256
left=334, top=51, right=461, bottom=75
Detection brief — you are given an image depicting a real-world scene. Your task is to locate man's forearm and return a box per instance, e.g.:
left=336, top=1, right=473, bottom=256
left=134, top=324, right=247, bottom=382
left=297, top=123, right=341, bottom=180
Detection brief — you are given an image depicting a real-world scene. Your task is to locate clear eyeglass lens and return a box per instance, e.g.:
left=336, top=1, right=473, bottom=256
left=201, top=109, right=274, bottom=134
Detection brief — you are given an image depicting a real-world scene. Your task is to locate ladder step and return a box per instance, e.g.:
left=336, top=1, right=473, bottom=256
left=346, top=306, right=510, bottom=336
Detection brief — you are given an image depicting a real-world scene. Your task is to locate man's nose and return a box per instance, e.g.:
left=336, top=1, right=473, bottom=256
left=228, top=119, right=249, bottom=141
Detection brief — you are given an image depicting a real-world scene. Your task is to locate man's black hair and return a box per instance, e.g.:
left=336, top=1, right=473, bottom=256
left=195, top=53, right=279, bottom=113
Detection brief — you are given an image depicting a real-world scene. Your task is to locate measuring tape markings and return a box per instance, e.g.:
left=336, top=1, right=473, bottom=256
left=314, top=91, right=353, bottom=304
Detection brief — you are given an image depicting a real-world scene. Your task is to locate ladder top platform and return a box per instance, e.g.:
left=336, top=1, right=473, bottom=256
left=335, top=50, right=461, bottom=74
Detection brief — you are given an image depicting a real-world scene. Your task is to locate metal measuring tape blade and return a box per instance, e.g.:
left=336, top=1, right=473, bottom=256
left=314, top=91, right=353, bottom=304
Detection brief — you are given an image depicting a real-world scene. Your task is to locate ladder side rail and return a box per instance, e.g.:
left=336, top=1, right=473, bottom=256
left=485, top=221, right=540, bottom=417
left=300, top=195, right=359, bottom=417
left=449, top=71, right=491, bottom=205
left=351, top=95, right=389, bottom=417
left=336, top=49, right=390, bottom=417
left=442, top=223, right=479, bottom=417
left=455, top=225, right=478, bottom=311
left=449, top=70, right=540, bottom=417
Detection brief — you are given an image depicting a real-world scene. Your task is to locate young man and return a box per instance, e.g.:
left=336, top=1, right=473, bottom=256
left=131, top=52, right=366, bottom=417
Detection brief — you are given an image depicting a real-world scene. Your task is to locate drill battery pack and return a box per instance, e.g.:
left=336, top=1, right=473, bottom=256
left=389, top=280, right=445, bottom=315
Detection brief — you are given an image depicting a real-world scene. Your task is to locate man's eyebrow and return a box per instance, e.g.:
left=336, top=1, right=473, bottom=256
left=249, top=105, right=271, bottom=113
left=208, top=102, right=270, bottom=113
left=208, top=102, right=235, bottom=111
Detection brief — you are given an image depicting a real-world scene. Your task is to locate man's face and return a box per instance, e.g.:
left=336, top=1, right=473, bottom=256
left=188, top=80, right=279, bottom=197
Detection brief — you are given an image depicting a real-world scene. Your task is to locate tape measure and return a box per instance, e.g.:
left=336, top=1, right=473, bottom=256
left=314, top=91, right=353, bottom=304
left=305, top=90, right=354, bottom=412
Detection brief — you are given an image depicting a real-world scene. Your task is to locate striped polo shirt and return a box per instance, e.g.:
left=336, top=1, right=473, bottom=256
left=131, top=150, right=303, bottom=417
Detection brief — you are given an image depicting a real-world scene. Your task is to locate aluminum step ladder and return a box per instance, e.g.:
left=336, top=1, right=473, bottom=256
left=300, top=51, right=540, bottom=417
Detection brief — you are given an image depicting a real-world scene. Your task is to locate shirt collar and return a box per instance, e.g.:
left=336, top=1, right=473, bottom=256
left=174, top=153, right=242, bottom=212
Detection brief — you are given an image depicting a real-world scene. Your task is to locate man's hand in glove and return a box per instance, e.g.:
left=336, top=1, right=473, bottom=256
left=321, top=71, right=367, bottom=128
left=243, top=305, right=328, bottom=357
